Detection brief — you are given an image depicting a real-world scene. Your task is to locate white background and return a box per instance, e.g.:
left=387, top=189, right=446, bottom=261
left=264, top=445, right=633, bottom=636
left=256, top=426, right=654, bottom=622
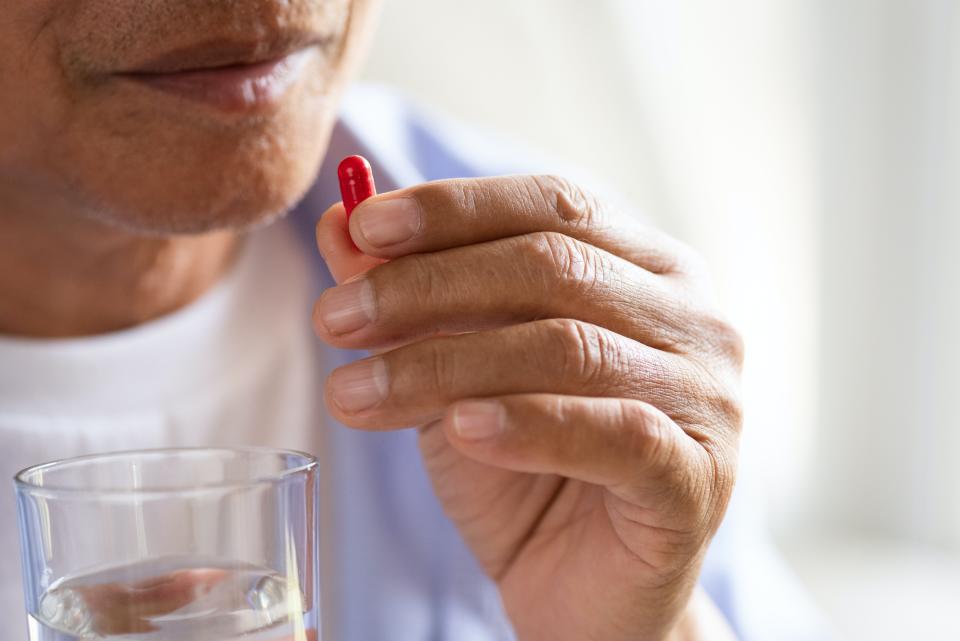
left=360, top=1, right=960, bottom=639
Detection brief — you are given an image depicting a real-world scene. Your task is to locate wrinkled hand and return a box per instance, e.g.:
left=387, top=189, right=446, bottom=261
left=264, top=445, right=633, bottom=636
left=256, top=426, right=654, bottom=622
left=314, top=176, right=743, bottom=641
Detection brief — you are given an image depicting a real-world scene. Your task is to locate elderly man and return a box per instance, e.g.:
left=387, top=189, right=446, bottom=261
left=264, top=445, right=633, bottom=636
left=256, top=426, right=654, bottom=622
left=0, top=2, right=826, bottom=640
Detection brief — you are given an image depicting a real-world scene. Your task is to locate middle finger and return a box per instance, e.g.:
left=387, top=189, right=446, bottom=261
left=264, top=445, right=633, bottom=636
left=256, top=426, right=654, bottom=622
left=313, top=231, right=701, bottom=354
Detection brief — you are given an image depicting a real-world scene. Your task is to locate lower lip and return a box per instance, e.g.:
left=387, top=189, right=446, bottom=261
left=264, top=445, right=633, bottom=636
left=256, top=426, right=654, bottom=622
left=120, top=49, right=313, bottom=113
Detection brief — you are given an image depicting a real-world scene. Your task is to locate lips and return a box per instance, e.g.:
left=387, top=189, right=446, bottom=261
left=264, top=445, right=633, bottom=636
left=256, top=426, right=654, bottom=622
left=115, top=35, right=326, bottom=113
left=121, top=33, right=324, bottom=74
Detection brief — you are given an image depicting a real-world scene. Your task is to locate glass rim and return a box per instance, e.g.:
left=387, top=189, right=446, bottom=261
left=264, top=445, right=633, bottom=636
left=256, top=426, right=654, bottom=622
left=14, top=446, right=317, bottom=499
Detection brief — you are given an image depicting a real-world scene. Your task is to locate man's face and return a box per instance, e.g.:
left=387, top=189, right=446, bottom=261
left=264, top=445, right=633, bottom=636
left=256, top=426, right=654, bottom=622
left=0, top=0, right=376, bottom=234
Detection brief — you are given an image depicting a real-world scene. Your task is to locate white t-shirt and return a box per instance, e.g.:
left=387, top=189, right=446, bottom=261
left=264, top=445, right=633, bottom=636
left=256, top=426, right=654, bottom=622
left=0, top=219, right=324, bottom=630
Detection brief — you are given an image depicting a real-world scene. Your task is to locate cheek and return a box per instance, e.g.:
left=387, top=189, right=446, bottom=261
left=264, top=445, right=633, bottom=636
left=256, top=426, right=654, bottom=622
left=0, top=1, right=77, bottom=170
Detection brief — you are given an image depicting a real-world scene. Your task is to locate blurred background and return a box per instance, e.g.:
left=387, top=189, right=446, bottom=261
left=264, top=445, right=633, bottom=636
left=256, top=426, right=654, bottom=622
left=360, top=1, right=960, bottom=639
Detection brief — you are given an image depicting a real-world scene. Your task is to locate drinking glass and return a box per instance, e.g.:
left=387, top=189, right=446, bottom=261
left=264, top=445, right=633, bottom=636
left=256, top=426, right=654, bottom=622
left=14, top=447, right=319, bottom=641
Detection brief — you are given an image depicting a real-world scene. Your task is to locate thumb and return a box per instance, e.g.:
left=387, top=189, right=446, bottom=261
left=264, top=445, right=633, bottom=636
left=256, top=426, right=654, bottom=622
left=315, top=202, right=385, bottom=284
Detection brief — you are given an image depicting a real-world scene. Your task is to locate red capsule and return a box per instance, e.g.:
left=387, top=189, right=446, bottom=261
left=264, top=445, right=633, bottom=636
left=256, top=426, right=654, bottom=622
left=337, top=155, right=377, bottom=219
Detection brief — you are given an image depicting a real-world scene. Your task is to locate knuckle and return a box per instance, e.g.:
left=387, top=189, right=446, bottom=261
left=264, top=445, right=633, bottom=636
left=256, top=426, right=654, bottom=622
left=676, top=358, right=744, bottom=438
left=703, top=382, right=745, bottom=437
left=413, top=178, right=485, bottom=221
left=529, top=174, right=604, bottom=232
left=704, top=441, right=739, bottom=522
left=620, top=402, right=674, bottom=468
left=404, top=254, right=443, bottom=306
left=721, top=384, right=745, bottom=433
left=610, top=438, right=704, bottom=535
left=615, top=402, right=740, bottom=540
left=712, top=440, right=739, bottom=486
left=675, top=303, right=745, bottom=367
left=700, top=312, right=746, bottom=368
left=649, top=356, right=743, bottom=442
left=379, top=254, right=444, bottom=316
left=420, top=338, right=458, bottom=401
left=544, top=318, right=618, bottom=390
left=683, top=445, right=736, bottom=534
left=524, top=231, right=605, bottom=295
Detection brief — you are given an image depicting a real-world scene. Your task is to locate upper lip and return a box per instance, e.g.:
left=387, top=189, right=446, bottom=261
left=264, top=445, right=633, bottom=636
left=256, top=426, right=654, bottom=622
left=120, top=33, right=325, bottom=75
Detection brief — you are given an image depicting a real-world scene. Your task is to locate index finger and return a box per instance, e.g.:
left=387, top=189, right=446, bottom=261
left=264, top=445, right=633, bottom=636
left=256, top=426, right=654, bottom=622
left=347, top=175, right=697, bottom=275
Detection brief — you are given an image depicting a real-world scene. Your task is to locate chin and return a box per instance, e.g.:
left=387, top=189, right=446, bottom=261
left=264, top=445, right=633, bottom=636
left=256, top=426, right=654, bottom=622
left=89, top=143, right=326, bottom=237
left=90, top=126, right=331, bottom=237
left=50, top=75, right=340, bottom=237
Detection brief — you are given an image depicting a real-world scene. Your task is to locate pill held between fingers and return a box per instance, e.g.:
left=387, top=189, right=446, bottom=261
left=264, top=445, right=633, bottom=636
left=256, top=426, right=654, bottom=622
left=337, top=155, right=377, bottom=220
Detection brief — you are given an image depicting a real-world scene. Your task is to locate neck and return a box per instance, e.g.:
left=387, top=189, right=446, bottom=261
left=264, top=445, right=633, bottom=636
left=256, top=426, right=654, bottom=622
left=0, top=194, right=241, bottom=338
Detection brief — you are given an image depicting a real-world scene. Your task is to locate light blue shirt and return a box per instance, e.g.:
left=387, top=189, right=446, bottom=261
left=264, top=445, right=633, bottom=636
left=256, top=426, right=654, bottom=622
left=292, top=85, right=836, bottom=641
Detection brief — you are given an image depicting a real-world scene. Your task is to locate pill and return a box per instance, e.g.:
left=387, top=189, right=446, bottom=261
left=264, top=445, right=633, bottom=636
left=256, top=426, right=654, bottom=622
left=337, top=155, right=377, bottom=220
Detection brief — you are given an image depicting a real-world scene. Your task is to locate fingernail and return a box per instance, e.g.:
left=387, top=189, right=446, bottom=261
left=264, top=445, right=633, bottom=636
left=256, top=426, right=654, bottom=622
left=318, top=279, right=376, bottom=335
left=329, top=358, right=389, bottom=412
left=452, top=401, right=505, bottom=440
left=354, top=198, right=421, bottom=248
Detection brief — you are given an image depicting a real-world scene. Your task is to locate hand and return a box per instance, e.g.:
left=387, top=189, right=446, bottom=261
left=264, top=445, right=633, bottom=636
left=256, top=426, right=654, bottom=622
left=314, top=175, right=743, bottom=641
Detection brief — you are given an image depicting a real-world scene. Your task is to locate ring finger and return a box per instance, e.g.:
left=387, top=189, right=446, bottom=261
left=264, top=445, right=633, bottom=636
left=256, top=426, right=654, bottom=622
left=314, top=231, right=706, bottom=354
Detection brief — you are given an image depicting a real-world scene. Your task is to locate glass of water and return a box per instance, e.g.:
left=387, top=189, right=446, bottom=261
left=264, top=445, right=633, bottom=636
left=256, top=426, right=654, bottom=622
left=14, top=447, right=319, bottom=641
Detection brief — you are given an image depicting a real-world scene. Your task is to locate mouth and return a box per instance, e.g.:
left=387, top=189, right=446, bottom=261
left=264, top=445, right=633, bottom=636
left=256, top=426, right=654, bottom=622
left=115, top=36, right=328, bottom=113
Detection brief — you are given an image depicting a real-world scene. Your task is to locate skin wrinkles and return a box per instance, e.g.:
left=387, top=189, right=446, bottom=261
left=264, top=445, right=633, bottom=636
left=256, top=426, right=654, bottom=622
left=0, top=0, right=378, bottom=336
